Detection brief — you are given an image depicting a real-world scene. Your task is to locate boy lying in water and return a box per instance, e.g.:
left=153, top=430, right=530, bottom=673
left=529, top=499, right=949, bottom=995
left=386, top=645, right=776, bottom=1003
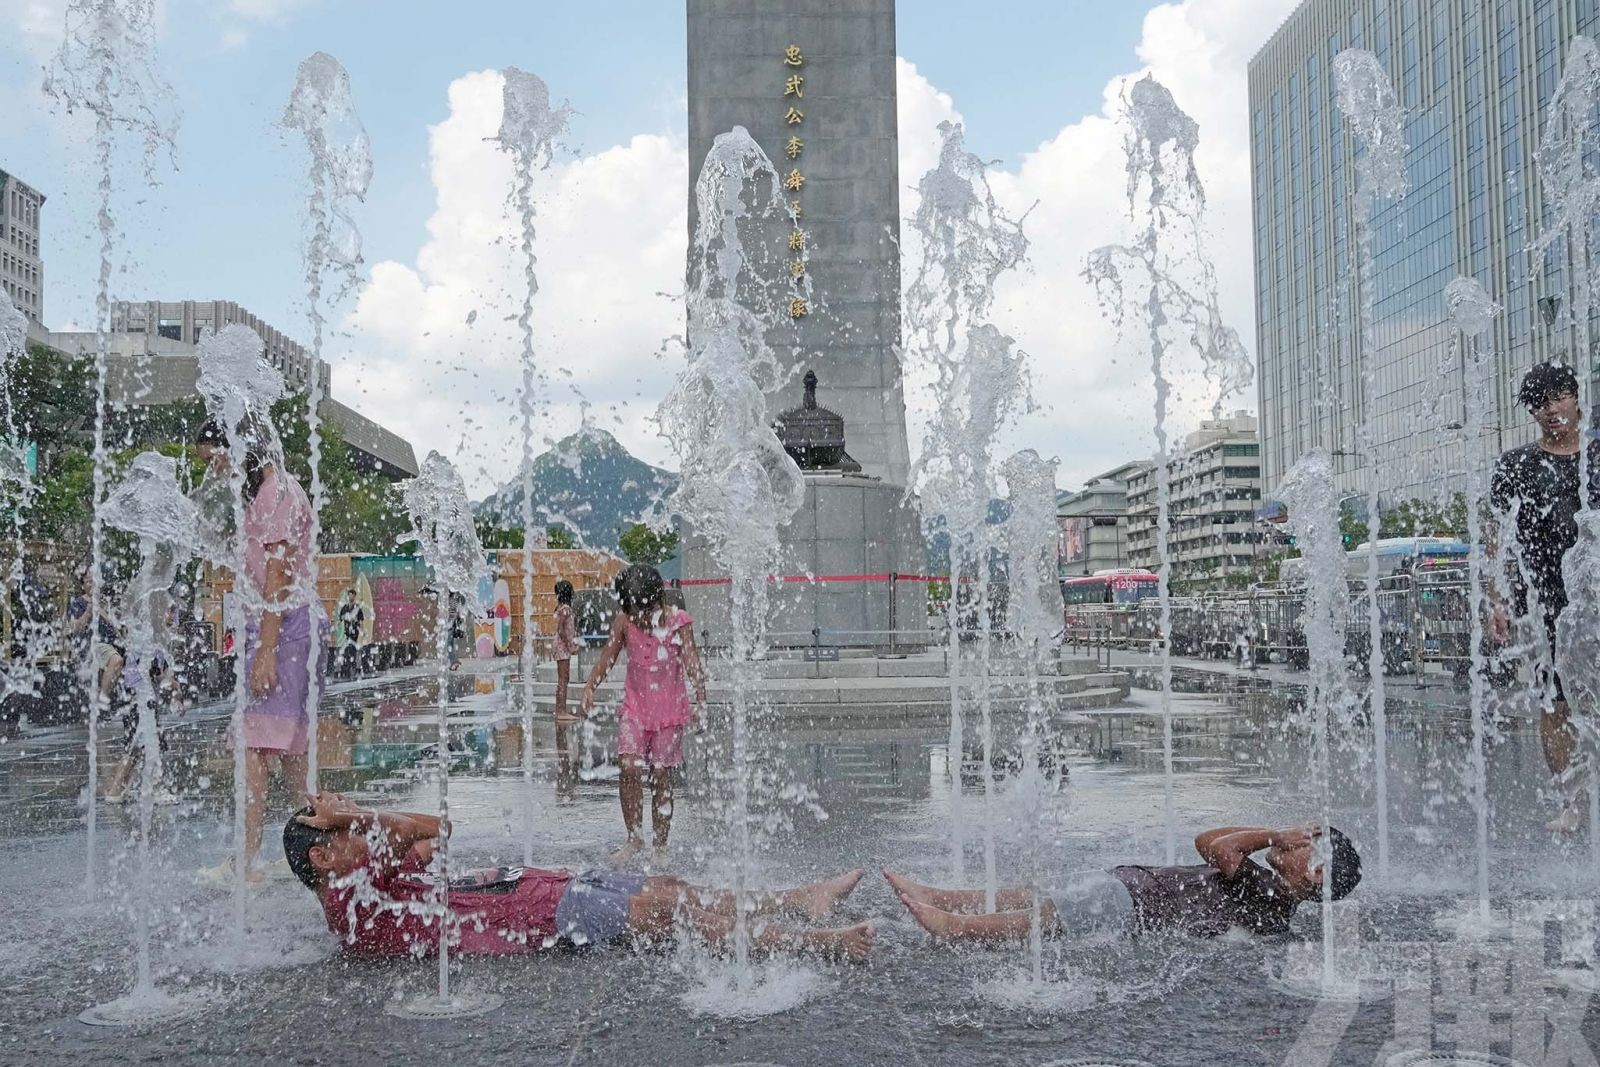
left=888, top=825, right=1361, bottom=940
left=283, top=791, right=872, bottom=960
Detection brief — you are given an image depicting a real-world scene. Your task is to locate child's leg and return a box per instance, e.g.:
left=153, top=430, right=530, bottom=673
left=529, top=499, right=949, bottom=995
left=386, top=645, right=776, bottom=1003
left=650, top=767, right=673, bottom=847
left=554, top=658, right=571, bottom=721
left=625, top=894, right=872, bottom=961
left=902, top=898, right=1055, bottom=943
left=618, top=757, right=646, bottom=845
left=654, top=870, right=866, bottom=921
left=882, top=869, right=1033, bottom=913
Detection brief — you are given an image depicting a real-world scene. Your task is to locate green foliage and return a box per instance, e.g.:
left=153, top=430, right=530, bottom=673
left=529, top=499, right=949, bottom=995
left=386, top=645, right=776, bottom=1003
left=1379, top=494, right=1468, bottom=540
left=472, top=521, right=576, bottom=551
left=268, top=392, right=410, bottom=555
left=617, top=522, right=679, bottom=565
left=545, top=524, right=576, bottom=550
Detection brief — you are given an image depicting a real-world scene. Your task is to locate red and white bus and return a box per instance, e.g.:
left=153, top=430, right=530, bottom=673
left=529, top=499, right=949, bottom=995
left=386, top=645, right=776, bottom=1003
left=1060, top=568, right=1160, bottom=606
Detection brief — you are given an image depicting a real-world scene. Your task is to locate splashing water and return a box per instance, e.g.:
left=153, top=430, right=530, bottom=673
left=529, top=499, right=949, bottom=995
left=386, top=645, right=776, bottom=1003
left=400, top=452, right=492, bottom=1015
left=1084, top=75, right=1248, bottom=865
left=1332, top=49, right=1409, bottom=883
left=0, top=293, right=43, bottom=710
left=494, top=66, right=571, bottom=867
left=43, top=0, right=178, bottom=897
left=1534, top=38, right=1600, bottom=865
left=196, top=324, right=286, bottom=943
left=92, top=452, right=207, bottom=1021
left=1277, top=449, right=1359, bottom=993
left=1445, top=276, right=1502, bottom=925
left=1001, top=449, right=1068, bottom=989
left=659, top=127, right=805, bottom=983
left=283, top=51, right=372, bottom=797
left=904, top=121, right=1029, bottom=897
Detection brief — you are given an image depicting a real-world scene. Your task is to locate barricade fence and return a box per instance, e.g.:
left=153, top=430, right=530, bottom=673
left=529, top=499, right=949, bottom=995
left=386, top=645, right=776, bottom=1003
left=1062, top=570, right=1479, bottom=677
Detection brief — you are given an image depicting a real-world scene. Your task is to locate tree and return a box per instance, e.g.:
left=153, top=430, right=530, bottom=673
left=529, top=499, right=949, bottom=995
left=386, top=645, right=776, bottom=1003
left=545, top=524, right=577, bottom=550
left=473, top=521, right=576, bottom=551
left=617, top=522, right=679, bottom=565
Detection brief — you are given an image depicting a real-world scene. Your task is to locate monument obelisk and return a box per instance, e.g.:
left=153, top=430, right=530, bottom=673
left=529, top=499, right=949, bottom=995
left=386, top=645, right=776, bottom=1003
left=683, top=0, right=925, bottom=647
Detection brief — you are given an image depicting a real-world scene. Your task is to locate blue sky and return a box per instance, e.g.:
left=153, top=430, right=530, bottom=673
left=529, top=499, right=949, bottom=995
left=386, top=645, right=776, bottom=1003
left=3, top=0, right=1162, bottom=339
left=2, top=0, right=1282, bottom=492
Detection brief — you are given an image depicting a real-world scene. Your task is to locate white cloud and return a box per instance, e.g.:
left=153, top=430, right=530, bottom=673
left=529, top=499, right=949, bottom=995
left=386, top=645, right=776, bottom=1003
left=894, top=0, right=1298, bottom=491
left=343, top=69, right=687, bottom=496
left=343, top=0, right=1295, bottom=496
left=227, top=0, right=313, bottom=22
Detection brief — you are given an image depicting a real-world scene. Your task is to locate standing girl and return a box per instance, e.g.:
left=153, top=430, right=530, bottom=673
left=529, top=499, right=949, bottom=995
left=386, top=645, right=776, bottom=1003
left=197, top=418, right=323, bottom=882
left=551, top=579, right=580, bottom=799
left=580, top=564, right=705, bottom=863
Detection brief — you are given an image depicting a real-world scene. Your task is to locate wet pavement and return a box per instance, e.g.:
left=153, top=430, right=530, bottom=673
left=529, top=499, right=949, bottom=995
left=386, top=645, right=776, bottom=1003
left=1, top=656, right=1598, bottom=1065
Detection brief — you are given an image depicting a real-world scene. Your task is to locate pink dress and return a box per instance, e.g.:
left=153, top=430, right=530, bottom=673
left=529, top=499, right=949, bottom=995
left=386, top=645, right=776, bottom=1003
left=615, top=608, right=694, bottom=767
left=240, top=465, right=323, bottom=754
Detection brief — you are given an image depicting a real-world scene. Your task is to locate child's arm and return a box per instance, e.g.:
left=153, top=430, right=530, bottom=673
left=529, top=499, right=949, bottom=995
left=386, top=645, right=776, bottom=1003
left=299, top=791, right=445, bottom=855
left=680, top=624, right=708, bottom=727
left=580, top=613, right=628, bottom=717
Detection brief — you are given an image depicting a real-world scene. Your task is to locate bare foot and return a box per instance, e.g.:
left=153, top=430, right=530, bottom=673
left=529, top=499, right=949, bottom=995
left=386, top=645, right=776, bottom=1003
left=796, top=868, right=866, bottom=921
left=882, top=868, right=932, bottom=906
left=1548, top=800, right=1586, bottom=835
left=816, top=922, right=875, bottom=962
left=610, top=838, right=645, bottom=865
left=902, top=899, right=955, bottom=940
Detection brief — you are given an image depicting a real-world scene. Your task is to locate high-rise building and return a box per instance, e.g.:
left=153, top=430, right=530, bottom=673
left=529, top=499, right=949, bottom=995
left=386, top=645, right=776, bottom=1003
left=1056, top=460, right=1150, bottom=578
left=112, top=300, right=329, bottom=393
left=0, top=169, right=45, bottom=323
left=1127, top=412, right=1270, bottom=591
left=1250, top=0, right=1596, bottom=500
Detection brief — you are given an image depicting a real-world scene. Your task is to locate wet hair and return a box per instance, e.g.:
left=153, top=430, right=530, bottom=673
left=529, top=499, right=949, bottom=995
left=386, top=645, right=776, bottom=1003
left=1325, top=826, right=1361, bottom=901
left=196, top=416, right=272, bottom=500
left=554, top=579, right=574, bottom=605
left=1518, top=362, right=1580, bottom=410
left=283, top=808, right=334, bottom=891
left=614, top=564, right=664, bottom=616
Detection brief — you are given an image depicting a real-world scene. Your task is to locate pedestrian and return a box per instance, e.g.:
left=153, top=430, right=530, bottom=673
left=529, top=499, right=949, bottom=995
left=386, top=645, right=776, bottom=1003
left=579, top=564, right=706, bottom=863
left=552, top=579, right=581, bottom=800
left=196, top=417, right=325, bottom=883
left=336, top=589, right=363, bottom=678
left=1489, top=362, right=1600, bottom=833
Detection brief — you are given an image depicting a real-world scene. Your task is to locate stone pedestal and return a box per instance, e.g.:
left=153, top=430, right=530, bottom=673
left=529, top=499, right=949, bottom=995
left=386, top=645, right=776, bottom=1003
left=680, top=472, right=927, bottom=649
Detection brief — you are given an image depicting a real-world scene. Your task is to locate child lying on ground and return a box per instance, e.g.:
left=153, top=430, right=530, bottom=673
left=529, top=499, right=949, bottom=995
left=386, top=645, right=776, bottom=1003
left=887, top=824, right=1361, bottom=941
left=283, top=791, right=872, bottom=960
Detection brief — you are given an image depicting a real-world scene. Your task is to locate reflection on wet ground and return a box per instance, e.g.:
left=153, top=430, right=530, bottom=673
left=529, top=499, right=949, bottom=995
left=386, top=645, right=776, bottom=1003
left=1, top=660, right=1597, bottom=1065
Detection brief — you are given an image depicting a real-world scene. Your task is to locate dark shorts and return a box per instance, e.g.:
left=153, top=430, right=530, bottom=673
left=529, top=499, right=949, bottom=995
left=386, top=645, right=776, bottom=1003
left=1540, top=614, right=1568, bottom=706
left=553, top=869, right=647, bottom=947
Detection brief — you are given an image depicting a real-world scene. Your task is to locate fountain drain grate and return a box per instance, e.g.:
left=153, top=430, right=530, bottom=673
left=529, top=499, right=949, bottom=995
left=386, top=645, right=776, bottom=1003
left=1386, top=1053, right=1529, bottom=1067
left=78, top=990, right=210, bottom=1028
left=384, top=991, right=504, bottom=1021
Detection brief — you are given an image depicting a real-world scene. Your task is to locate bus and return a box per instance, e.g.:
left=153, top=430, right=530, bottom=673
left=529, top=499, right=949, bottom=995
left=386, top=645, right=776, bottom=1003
left=1060, top=569, right=1161, bottom=606
left=1278, top=537, right=1469, bottom=586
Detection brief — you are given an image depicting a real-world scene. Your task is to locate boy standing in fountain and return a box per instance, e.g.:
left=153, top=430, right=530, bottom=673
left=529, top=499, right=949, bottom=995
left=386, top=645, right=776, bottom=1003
left=887, top=824, right=1361, bottom=940
left=283, top=791, right=870, bottom=958
left=580, top=564, right=706, bottom=864
left=1489, top=362, right=1600, bottom=833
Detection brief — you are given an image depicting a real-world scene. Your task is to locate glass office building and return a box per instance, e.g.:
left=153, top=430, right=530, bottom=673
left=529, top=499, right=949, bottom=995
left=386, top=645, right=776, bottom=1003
left=1250, top=0, right=1600, bottom=500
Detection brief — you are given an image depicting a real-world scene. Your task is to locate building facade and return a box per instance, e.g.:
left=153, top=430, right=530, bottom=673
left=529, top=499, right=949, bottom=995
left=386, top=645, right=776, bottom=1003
left=1251, top=0, right=1600, bottom=499
left=1056, top=460, right=1150, bottom=578
left=0, top=169, right=44, bottom=323
left=112, top=300, right=329, bottom=393
left=1127, top=413, right=1269, bottom=590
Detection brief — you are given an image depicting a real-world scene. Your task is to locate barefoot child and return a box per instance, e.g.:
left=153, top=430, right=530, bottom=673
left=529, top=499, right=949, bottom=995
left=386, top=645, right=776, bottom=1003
left=551, top=579, right=580, bottom=798
left=580, top=564, right=706, bottom=862
left=284, top=791, right=871, bottom=959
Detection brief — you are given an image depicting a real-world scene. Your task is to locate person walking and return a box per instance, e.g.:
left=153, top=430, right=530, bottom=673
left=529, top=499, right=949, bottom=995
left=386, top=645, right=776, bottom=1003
left=1489, top=362, right=1600, bottom=833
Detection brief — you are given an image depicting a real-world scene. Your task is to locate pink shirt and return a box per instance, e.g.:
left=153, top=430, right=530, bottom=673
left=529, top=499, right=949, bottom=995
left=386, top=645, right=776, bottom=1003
left=618, top=608, right=694, bottom=730
left=244, top=466, right=315, bottom=604
left=323, top=849, right=571, bottom=957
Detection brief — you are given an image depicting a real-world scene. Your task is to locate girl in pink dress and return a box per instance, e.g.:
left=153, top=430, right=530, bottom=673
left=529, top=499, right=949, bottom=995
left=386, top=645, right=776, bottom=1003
left=580, top=565, right=706, bottom=862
